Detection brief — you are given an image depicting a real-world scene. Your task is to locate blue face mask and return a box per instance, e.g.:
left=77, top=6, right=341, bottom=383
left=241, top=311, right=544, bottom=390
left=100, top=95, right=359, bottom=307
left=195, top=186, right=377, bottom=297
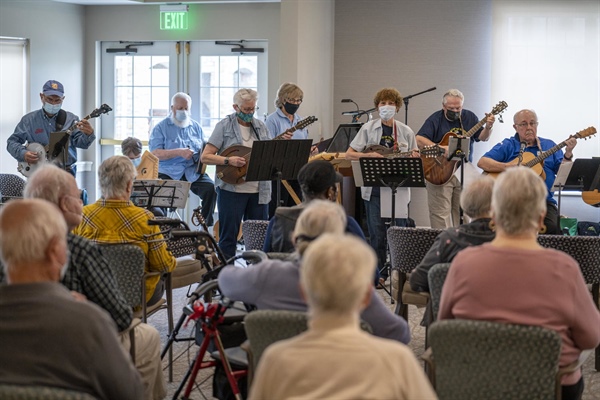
left=236, top=111, right=254, bottom=123
left=131, top=157, right=142, bottom=167
left=175, top=109, right=189, bottom=122
left=43, top=102, right=62, bottom=115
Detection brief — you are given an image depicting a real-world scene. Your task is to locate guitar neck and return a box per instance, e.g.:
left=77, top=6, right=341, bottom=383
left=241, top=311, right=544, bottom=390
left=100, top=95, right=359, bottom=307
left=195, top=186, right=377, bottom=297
left=65, top=113, right=93, bottom=135
left=523, top=141, right=567, bottom=168
left=463, top=116, right=487, bottom=139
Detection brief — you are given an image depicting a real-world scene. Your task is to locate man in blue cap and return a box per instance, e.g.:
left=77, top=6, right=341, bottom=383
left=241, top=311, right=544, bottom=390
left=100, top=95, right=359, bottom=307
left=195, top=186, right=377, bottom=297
left=7, top=80, right=96, bottom=177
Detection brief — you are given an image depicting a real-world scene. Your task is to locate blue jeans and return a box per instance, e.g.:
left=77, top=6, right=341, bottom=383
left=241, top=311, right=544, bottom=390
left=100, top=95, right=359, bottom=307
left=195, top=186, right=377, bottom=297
left=364, top=189, right=413, bottom=279
left=217, top=187, right=268, bottom=260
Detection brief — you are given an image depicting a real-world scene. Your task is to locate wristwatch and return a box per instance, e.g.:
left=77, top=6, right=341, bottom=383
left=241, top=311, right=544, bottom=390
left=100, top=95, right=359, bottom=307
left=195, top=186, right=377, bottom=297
left=224, top=157, right=230, bottom=165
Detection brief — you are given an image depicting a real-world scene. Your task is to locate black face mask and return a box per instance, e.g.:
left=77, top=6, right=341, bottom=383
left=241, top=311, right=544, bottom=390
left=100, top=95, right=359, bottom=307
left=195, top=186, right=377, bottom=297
left=283, top=102, right=300, bottom=115
left=445, top=110, right=460, bottom=121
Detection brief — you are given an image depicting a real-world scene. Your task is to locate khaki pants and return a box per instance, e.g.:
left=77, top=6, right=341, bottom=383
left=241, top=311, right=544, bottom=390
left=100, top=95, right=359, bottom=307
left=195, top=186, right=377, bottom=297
left=425, top=175, right=461, bottom=229
left=120, top=320, right=166, bottom=400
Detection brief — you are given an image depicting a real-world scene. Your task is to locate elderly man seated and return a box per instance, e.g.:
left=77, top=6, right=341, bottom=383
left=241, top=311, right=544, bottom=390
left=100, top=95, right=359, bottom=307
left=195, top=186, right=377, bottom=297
left=73, top=155, right=176, bottom=305
left=219, top=200, right=410, bottom=343
left=249, top=233, right=436, bottom=399
left=0, top=199, right=143, bottom=399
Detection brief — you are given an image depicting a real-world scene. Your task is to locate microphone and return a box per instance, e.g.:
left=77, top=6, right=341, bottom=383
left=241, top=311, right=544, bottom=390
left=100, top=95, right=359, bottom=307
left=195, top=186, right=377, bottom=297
left=148, top=218, right=182, bottom=227
left=341, top=98, right=353, bottom=103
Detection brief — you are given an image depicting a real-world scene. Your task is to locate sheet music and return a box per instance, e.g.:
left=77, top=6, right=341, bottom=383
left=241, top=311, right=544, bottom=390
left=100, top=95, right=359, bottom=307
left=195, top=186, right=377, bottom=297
left=552, top=162, right=574, bottom=191
left=131, top=179, right=191, bottom=209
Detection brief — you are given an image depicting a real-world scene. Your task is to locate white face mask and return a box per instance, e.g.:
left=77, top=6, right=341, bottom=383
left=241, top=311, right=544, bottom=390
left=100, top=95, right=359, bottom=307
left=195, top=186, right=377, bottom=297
left=175, top=109, right=190, bottom=122
left=378, top=105, right=396, bottom=121
left=131, top=157, right=142, bottom=167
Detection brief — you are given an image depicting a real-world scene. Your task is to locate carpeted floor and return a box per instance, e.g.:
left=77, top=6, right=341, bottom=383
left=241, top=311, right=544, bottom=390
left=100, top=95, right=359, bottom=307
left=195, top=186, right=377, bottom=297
left=150, top=282, right=600, bottom=400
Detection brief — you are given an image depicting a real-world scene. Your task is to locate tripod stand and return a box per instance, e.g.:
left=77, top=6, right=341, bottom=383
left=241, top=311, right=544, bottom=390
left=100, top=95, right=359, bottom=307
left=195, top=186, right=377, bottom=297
left=447, top=136, right=470, bottom=225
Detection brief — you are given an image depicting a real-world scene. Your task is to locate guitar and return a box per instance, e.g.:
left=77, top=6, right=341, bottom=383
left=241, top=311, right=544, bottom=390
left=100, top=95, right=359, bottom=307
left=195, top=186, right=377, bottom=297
left=364, top=144, right=445, bottom=159
left=18, top=104, right=112, bottom=177
left=216, top=116, right=318, bottom=185
left=484, top=127, right=597, bottom=180
left=582, top=190, right=600, bottom=207
left=422, top=101, right=508, bottom=185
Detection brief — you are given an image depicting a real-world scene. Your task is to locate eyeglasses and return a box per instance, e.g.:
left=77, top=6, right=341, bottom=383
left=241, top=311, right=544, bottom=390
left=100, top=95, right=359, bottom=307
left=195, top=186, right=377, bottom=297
left=286, top=98, right=303, bottom=104
left=237, top=106, right=259, bottom=114
left=516, top=122, right=539, bottom=128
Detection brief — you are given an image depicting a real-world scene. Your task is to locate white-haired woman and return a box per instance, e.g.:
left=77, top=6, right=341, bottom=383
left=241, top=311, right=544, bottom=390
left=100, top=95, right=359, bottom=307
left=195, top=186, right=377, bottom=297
left=439, top=167, right=600, bottom=400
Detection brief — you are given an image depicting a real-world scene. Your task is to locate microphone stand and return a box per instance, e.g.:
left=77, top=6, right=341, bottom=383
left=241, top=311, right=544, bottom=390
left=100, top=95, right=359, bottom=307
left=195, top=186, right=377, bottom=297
left=402, top=87, right=437, bottom=125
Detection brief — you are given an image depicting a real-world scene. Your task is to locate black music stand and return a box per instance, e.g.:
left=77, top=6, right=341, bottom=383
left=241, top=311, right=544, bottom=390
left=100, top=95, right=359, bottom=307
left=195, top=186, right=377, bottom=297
left=49, top=131, right=71, bottom=171
left=327, top=123, right=363, bottom=152
left=245, top=139, right=312, bottom=210
left=447, top=136, right=470, bottom=225
left=554, top=159, right=600, bottom=221
left=357, top=157, right=426, bottom=298
left=131, top=179, right=191, bottom=211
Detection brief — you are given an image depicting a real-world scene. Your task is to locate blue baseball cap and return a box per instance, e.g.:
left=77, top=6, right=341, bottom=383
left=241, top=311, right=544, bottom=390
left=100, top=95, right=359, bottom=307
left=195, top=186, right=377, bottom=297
left=42, top=80, right=64, bottom=97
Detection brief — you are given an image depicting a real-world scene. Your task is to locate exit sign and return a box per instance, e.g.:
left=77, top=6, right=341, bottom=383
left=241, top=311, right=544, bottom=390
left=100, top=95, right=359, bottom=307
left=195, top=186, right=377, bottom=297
left=160, top=11, right=188, bottom=30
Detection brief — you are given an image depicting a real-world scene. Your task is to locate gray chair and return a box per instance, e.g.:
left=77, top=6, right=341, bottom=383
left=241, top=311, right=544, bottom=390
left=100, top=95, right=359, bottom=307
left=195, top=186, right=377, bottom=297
left=423, top=319, right=587, bottom=400
left=427, top=263, right=452, bottom=322
left=242, top=220, right=270, bottom=251
left=0, top=384, right=97, bottom=399
left=0, top=173, right=26, bottom=204
left=387, top=227, right=443, bottom=318
left=538, top=234, right=600, bottom=371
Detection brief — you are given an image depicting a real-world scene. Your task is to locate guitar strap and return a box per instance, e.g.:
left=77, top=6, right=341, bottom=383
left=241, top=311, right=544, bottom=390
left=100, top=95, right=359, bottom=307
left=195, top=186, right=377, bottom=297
left=535, top=137, right=544, bottom=169
left=55, top=109, right=67, bottom=131
left=250, top=123, right=262, bottom=141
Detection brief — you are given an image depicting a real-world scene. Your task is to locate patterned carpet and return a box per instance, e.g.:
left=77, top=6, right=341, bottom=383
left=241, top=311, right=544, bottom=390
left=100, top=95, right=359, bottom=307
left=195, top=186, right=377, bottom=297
left=150, top=283, right=600, bottom=400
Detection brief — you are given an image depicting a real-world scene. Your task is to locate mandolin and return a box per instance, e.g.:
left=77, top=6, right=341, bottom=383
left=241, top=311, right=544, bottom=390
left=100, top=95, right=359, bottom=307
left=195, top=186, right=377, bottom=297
left=17, top=104, right=112, bottom=177
left=484, top=127, right=597, bottom=180
left=216, top=116, right=318, bottom=185
left=364, top=144, right=445, bottom=159
left=422, top=101, right=508, bottom=185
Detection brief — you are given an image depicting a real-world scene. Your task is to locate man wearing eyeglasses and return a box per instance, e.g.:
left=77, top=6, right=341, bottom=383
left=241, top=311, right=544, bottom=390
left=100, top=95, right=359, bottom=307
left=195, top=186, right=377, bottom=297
left=478, top=109, right=577, bottom=234
left=7, top=80, right=95, bottom=177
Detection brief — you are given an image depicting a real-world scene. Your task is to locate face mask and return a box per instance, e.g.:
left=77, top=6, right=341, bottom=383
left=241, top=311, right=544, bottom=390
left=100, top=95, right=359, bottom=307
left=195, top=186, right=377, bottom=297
left=175, top=109, right=189, bottom=122
left=236, top=111, right=254, bottom=123
left=445, top=110, right=460, bottom=121
left=283, top=102, right=300, bottom=115
left=378, top=105, right=396, bottom=121
left=131, top=157, right=142, bottom=167
left=43, top=102, right=62, bottom=115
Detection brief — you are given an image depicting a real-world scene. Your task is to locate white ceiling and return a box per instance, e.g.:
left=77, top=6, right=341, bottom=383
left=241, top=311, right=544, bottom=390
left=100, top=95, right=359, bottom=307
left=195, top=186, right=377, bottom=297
left=52, top=0, right=279, bottom=5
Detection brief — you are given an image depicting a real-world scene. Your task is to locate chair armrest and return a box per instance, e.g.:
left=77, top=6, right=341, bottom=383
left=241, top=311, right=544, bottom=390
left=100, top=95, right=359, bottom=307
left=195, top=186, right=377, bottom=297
left=240, top=340, right=254, bottom=386
left=555, top=349, right=593, bottom=396
left=421, top=347, right=436, bottom=388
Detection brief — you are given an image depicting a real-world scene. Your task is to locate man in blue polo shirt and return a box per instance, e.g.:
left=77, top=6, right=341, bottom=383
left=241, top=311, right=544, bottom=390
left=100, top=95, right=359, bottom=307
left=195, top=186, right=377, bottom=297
left=7, top=80, right=96, bottom=177
left=149, top=92, right=216, bottom=226
left=478, top=109, right=576, bottom=234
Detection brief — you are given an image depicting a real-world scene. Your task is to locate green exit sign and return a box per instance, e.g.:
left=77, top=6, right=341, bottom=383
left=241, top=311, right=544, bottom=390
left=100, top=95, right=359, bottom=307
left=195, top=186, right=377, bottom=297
left=160, top=12, right=188, bottom=30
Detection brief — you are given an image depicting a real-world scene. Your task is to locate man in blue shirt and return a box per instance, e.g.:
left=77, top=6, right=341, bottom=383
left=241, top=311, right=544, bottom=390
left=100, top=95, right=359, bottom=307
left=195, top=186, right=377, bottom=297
left=7, top=80, right=96, bottom=177
left=149, top=92, right=216, bottom=226
left=478, top=109, right=576, bottom=234
left=416, top=89, right=495, bottom=229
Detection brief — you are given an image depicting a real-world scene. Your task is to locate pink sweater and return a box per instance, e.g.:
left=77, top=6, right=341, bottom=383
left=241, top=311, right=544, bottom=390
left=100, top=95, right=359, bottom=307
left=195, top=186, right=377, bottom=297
left=439, top=243, right=600, bottom=385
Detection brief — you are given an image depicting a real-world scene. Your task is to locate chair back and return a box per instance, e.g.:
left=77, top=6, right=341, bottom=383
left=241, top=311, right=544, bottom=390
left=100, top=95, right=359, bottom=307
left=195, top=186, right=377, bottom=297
left=0, top=173, right=26, bottom=204
left=427, top=263, right=451, bottom=321
left=387, top=227, right=443, bottom=274
left=99, top=244, right=145, bottom=309
left=427, top=319, right=561, bottom=400
left=538, top=235, right=600, bottom=284
left=242, top=220, right=270, bottom=251
left=0, top=384, right=97, bottom=399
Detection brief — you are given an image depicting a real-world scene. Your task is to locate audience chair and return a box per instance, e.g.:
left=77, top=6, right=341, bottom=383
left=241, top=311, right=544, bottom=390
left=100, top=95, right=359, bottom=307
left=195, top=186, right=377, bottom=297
left=427, top=263, right=452, bottom=322
left=242, top=220, right=270, bottom=251
left=0, top=173, right=26, bottom=204
left=538, top=234, right=600, bottom=371
left=0, top=383, right=97, bottom=400
left=387, top=227, right=443, bottom=319
left=423, top=319, right=589, bottom=400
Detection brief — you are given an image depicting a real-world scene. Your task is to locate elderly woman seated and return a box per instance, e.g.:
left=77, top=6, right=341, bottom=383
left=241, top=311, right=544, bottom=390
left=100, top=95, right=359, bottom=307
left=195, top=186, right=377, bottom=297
left=73, top=155, right=176, bottom=305
left=438, top=167, right=600, bottom=400
left=249, top=233, right=436, bottom=399
left=218, top=200, right=410, bottom=343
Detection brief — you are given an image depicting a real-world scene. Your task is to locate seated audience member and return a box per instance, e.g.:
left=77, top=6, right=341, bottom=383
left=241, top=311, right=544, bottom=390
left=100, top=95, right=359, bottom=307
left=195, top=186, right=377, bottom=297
left=410, top=175, right=495, bottom=293
left=263, top=159, right=365, bottom=253
left=0, top=199, right=143, bottom=400
left=73, top=155, right=176, bottom=305
left=24, top=164, right=165, bottom=400
left=219, top=200, right=410, bottom=343
left=439, top=167, right=600, bottom=400
left=249, top=234, right=436, bottom=400
left=122, top=136, right=144, bottom=165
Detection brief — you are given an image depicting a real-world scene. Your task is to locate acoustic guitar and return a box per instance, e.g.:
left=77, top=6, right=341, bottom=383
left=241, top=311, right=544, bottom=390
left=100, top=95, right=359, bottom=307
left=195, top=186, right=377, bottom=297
left=582, top=190, right=600, bottom=207
left=484, top=127, right=597, bottom=180
left=18, top=104, right=112, bottom=177
left=422, top=101, right=508, bottom=185
left=216, top=116, right=318, bottom=185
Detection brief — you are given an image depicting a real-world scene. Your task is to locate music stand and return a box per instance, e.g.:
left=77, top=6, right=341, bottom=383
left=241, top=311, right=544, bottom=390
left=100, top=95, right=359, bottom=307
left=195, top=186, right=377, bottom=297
left=326, top=123, right=363, bottom=152
left=49, top=131, right=70, bottom=171
left=448, top=136, right=470, bottom=225
left=131, top=179, right=191, bottom=210
left=553, top=159, right=600, bottom=219
left=356, top=157, right=426, bottom=297
left=245, top=139, right=312, bottom=210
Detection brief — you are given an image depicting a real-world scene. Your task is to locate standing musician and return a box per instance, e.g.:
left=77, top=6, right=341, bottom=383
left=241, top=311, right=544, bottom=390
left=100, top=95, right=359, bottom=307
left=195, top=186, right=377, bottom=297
left=201, top=89, right=274, bottom=260
left=346, top=87, right=419, bottom=285
left=416, top=89, right=494, bottom=229
left=7, top=80, right=96, bottom=177
left=477, top=109, right=576, bottom=235
left=265, top=82, right=307, bottom=215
